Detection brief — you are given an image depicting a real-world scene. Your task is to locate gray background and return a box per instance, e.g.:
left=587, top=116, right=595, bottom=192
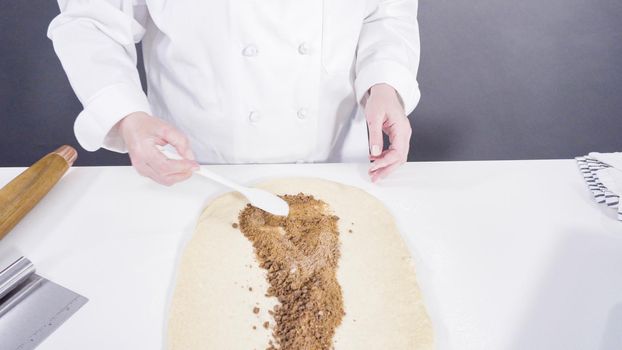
left=0, top=0, right=621, bottom=166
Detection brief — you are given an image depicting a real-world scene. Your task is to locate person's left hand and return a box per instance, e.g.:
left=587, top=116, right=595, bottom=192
left=365, top=83, right=412, bottom=182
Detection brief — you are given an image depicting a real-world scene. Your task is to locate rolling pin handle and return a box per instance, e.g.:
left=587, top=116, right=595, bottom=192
left=53, top=145, right=78, bottom=166
left=0, top=145, right=78, bottom=240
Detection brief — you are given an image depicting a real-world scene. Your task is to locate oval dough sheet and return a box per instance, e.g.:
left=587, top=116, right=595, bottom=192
left=166, top=178, right=434, bottom=349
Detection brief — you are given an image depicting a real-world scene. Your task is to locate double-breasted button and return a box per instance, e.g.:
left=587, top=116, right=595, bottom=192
left=298, top=42, right=310, bottom=55
left=297, top=108, right=308, bottom=120
left=242, top=45, right=259, bottom=57
left=248, top=111, right=261, bottom=123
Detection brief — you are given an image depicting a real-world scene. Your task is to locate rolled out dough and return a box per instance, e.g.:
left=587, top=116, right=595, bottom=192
left=166, top=178, right=434, bottom=349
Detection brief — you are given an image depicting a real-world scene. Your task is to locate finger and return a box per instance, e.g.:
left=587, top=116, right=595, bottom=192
left=135, top=161, right=170, bottom=185
left=147, top=164, right=193, bottom=187
left=133, top=162, right=156, bottom=179
left=158, top=125, right=197, bottom=161
left=369, top=149, right=401, bottom=173
left=163, top=171, right=194, bottom=185
left=128, top=153, right=157, bottom=178
left=367, top=112, right=385, bottom=157
left=369, top=153, right=384, bottom=162
left=385, top=117, right=411, bottom=152
left=370, top=162, right=402, bottom=183
left=369, top=149, right=390, bottom=163
left=148, top=147, right=199, bottom=176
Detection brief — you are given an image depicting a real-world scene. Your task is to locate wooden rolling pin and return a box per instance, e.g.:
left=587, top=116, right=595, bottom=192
left=0, top=145, right=77, bottom=240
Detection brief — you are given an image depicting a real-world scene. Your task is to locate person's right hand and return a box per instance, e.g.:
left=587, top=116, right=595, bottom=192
left=117, top=112, right=199, bottom=186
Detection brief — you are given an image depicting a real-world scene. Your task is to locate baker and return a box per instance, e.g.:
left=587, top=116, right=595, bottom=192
left=48, top=0, right=420, bottom=185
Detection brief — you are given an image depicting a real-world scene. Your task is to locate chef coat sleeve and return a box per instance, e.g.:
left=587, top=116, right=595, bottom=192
left=354, top=0, right=421, bottom=115
left=47, top=0, right=151, bottom=153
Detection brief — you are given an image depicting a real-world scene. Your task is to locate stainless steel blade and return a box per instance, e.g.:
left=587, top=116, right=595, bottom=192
left=0, top=257, right=88, bottom=350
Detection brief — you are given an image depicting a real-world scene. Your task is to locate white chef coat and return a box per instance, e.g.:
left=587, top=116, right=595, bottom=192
left=48, top=0, right=421, bottom=164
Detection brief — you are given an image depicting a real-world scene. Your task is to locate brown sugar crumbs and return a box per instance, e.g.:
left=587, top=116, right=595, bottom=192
left=232, top=222, right=239, bottom=229
left=253, top=307, right=260, bottom=314
left=239, top=193, right=345, bottom=350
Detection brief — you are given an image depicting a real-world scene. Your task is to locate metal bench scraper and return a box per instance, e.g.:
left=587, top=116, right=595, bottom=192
left=0, top=256, right=88, bottom=350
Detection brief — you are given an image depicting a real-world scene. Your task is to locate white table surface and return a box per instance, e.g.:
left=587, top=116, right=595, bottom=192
left=1, top=160, right=621, bottom=350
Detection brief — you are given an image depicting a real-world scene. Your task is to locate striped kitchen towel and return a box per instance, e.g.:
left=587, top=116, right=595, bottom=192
left=576, top=153, right=622, bottom=220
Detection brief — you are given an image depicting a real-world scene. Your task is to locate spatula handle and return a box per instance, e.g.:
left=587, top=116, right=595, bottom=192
left=0, top=145, right=77, bottom=240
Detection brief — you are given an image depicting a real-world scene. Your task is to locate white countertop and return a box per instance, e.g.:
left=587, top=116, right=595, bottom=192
left=1, top=160, right=621, bottom=350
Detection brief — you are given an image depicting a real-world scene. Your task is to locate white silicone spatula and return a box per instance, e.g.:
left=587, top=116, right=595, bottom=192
left=158, top=147, right=289, bottom=216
